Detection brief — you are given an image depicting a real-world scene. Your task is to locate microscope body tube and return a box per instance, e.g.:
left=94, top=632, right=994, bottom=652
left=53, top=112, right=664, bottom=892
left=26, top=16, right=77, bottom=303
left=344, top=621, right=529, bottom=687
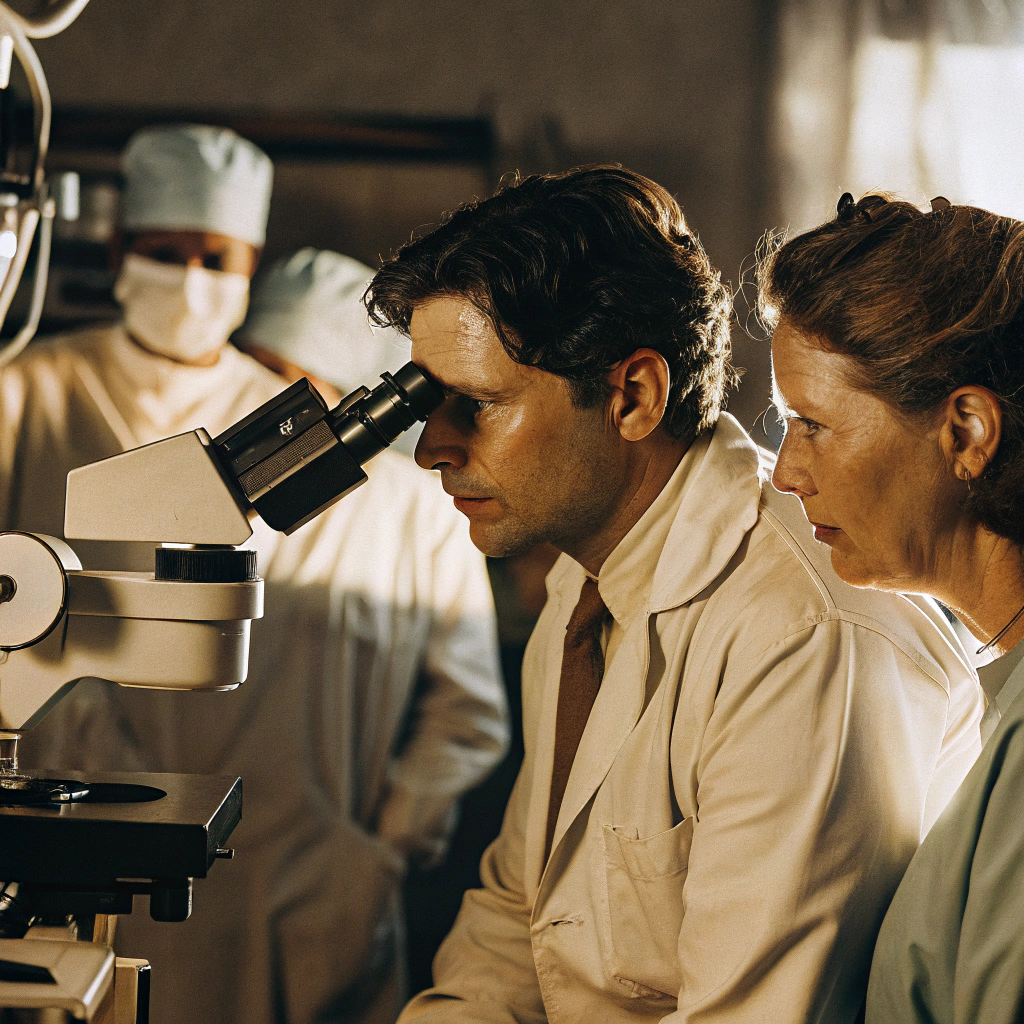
left=63, top=362, right=444, bottom=545
left=212, top=362, right=443, bottom=534
left=214, top=378, right=367, bottom=536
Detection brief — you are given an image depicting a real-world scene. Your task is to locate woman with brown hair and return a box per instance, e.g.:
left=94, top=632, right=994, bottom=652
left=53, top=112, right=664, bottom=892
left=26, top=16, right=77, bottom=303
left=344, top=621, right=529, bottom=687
left=760, top=192, right=1024, bottom=1024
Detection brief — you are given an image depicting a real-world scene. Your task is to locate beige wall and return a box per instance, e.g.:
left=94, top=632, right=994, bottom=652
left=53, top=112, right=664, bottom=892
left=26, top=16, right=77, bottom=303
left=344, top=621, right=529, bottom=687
left=32, top=0, right=777, bottom=426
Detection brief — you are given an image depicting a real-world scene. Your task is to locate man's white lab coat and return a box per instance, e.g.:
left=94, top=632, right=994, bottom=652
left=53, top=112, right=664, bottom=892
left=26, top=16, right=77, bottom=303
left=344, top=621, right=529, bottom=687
left=401, top=414, right=982, bottom=1024
left=0, top=324, right=508, bottom=1024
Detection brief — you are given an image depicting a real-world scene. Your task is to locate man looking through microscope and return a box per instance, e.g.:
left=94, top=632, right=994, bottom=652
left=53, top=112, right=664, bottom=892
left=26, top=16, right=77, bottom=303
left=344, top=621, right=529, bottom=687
left=365, top=166, right=983, bottom=1023
left=1, top=124, right=508, bottom=1024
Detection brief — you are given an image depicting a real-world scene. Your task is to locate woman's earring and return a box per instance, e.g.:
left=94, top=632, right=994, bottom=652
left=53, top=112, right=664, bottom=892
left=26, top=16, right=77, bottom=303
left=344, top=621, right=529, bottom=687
left=964, top=468, right=973, bottom=493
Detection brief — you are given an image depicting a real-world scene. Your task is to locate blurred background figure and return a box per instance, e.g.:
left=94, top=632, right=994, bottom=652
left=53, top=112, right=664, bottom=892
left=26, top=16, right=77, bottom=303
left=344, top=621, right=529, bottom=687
left=0, top=123, right=274, bottom=564
left=3, top=125, right=508, bottom=1024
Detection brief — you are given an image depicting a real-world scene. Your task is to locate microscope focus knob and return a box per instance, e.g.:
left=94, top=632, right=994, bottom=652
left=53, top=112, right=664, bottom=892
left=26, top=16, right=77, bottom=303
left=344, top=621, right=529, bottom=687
left=0, top=532, right=79, bottom=650
left=149, top=878, right=193, bottom=922
left=155, top=547, right=258, bottom=584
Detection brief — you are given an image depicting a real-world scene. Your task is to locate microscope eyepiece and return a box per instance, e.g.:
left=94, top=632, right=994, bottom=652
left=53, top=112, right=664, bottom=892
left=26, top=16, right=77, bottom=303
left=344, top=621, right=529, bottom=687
left=331, top=362, right=444, bottom=464
left=213, top=362, right=443, bottom=535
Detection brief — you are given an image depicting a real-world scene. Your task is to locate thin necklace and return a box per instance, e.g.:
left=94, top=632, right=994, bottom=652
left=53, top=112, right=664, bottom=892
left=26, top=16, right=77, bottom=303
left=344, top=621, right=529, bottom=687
left=977, top=598, right=1024, bottom=656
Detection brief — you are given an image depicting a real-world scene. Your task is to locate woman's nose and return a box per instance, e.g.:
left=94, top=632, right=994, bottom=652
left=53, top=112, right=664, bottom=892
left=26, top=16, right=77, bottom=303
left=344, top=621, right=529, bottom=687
left=415, top=400, right=468, bottom=471
left=771, top=433, right=817, bottom=498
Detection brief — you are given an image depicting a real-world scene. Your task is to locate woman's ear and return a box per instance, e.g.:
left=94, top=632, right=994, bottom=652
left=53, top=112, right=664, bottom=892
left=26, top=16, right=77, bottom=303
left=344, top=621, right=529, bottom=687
left=606, top=348, right=672, bottom=442
left=940, top=385, right=1003, bottom=483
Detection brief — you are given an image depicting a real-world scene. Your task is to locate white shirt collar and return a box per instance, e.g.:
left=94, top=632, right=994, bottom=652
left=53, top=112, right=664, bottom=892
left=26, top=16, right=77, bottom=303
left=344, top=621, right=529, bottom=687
left=594, top=430, right=712, bottom=634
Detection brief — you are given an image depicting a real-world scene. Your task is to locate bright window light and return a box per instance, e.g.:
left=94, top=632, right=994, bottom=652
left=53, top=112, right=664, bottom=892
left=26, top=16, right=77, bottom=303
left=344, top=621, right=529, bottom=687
left=847, top=36, right=1024, bottom=218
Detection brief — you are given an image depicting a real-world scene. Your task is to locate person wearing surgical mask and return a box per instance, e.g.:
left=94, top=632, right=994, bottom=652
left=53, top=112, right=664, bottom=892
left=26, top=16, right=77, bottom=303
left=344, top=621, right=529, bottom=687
left=112, top=123, right=266, bottom=367
left=0, top=125, right=508, bottom=1024
left=114, top=230, right=255, bottom=365
left=0, top=123, right=275, bottom=564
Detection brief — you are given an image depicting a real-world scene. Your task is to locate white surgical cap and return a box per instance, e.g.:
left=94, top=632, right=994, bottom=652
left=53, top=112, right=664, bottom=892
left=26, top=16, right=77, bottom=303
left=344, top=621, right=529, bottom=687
left=240, top=248, right=412, bottom=395
left=121, top=124, right=273, bottom=246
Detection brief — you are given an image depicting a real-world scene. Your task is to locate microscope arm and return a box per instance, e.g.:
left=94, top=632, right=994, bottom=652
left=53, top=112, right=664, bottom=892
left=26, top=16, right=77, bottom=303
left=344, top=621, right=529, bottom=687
left=0, top=428, right=264, bottom=730
left=0, top=536, right=262, bottom=731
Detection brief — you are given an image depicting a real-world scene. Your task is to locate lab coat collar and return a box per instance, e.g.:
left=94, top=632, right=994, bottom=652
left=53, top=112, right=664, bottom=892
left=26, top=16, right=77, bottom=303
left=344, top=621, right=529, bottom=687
left=594, top=429, right=712, bottom=638
left=649, top=412, right=766, bottom=612
left=547, top=412, right=766, bottom=615
left=534, top=413, right=767, bottom=884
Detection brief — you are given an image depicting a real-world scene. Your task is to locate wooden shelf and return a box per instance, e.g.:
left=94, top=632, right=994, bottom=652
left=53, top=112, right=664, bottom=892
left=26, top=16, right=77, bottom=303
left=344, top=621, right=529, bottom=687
left=42, top=108, right=494, bottom=165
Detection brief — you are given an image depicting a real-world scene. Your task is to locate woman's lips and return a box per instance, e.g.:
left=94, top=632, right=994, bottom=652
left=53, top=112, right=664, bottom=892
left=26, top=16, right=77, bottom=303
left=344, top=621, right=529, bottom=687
left=811, top=522, right=841, bottom=544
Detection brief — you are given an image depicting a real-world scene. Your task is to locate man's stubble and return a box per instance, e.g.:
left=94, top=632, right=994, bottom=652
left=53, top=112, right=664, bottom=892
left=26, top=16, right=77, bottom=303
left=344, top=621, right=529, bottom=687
left=471, top=409, right=622, bottom=561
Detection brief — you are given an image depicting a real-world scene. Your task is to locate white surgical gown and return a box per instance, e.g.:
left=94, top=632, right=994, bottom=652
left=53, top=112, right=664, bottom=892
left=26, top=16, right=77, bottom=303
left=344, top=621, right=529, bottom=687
left=0, top=324, right=508, bottom=1024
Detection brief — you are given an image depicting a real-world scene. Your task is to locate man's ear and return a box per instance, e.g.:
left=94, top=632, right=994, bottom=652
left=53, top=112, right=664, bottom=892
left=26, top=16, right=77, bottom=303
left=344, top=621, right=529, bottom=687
left=606, top=348, right=671, bottom=442
left=939, top=385, right=1003, bottom=483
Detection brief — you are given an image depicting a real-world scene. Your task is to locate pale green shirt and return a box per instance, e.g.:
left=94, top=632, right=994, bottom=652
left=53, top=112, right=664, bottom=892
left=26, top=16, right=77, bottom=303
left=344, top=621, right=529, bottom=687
left=979, top=639, right=1024, bottom=743
left=867, top=640, right=1024, bottom=1024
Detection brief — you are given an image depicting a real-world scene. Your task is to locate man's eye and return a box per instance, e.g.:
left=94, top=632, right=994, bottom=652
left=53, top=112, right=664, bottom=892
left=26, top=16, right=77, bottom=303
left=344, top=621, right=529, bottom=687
left=458, top=395, right=491, bottom=415
left=796, top=417, right=822, bottom=435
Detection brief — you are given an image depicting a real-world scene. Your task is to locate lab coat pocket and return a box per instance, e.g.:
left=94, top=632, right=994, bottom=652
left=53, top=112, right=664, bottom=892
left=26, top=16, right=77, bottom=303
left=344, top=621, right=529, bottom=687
left=601, top=817, right=693, bottom=1000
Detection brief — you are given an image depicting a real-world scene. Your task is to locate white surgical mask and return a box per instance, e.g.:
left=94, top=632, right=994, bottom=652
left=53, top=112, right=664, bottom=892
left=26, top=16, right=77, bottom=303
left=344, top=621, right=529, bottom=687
left=114, top=252, right=250, bottom=363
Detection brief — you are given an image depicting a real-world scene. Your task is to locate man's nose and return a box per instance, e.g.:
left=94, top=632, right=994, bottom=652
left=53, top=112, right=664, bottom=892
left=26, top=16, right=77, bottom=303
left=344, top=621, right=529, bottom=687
left=415, top=400, right=468, bottom=471
left=771, top=433, right=817, bottom=498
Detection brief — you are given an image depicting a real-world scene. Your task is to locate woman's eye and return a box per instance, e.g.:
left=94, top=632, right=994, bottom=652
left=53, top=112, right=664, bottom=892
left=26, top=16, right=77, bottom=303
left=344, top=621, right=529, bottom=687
left=783, top=415, right=821, bottom=437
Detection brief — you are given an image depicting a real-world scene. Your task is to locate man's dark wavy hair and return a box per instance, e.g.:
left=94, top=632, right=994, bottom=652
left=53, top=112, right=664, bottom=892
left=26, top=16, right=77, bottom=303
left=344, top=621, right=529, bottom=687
left=365, top=165, right=736, bottom=441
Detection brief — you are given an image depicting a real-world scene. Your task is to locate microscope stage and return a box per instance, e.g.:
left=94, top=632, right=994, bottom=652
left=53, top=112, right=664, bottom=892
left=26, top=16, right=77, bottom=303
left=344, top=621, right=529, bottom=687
left=0, top=770, right=241, bottom=886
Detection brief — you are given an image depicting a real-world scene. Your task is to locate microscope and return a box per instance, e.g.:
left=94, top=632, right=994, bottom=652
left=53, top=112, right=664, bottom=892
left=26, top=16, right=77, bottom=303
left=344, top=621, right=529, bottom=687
left=0, top=3, right=444, bottom=1019
left=0, top=360, right=440, bottom=1022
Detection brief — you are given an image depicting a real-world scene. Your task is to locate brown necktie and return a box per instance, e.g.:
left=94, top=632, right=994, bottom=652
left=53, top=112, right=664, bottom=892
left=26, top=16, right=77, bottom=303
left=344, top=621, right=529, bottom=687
left=545, top=577, right=609, bottom=860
